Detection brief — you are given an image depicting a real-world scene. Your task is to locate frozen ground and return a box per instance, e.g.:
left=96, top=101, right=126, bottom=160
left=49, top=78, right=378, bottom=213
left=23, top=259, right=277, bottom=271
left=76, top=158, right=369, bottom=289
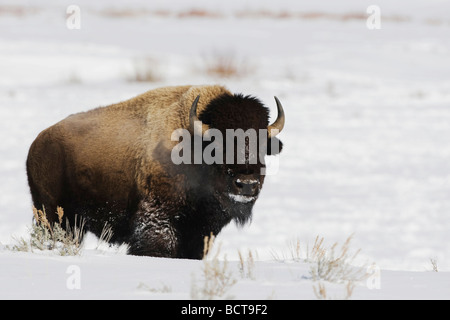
left=0, top=0, right=450, bottom=299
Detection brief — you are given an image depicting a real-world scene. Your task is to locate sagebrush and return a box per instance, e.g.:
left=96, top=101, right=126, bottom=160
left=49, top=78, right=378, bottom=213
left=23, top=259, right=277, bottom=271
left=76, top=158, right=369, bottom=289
left=9, top=206, right=85, bottom=256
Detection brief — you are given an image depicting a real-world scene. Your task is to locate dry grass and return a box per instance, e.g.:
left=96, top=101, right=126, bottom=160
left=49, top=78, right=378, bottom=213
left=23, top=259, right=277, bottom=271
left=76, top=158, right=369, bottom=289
left=0, top=6, right=39, bottom=17
left=270, top=237, right=304, bottom=262
left=177, top=9, right=222, bottom=19
left=308, top=235, right=366, bottom=283
left=95, top=8, right=413, bottom=25
left=129, top=56, right=161, bottom=82
left=95, top=222, right=114, bottom=250
left=98, top=8, right=153, bottom=18
left=307, top=235, right=368, bottom=300
left=202, top=232, right=216, bottom=258
left=313, top=280, right=356, bottom=300
left=271, top=234, right=369, bottom=300
left=191, top=234, right=237, bottom=300
left=9, top=206, right=85, bottom=256
left=137, top=282, right=172, bottom=293
left=202, top=51, right=251, bottom=79
left=272, top=235, right=367, bottom=283
left=238, top=249, right=256, bottom=280
left=430, top=258, right=439, bottom=272
left=3, top=6, right=420, bottom=26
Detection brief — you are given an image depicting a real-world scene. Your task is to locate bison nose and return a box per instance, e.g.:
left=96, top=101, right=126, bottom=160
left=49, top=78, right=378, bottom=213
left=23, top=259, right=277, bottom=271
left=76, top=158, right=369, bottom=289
left=234, top=177, right=258, bottom=196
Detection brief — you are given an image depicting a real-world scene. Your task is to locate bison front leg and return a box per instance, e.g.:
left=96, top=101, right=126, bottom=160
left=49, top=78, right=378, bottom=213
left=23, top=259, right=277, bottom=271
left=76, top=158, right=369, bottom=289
left=128, top=199, right=179, bottom=257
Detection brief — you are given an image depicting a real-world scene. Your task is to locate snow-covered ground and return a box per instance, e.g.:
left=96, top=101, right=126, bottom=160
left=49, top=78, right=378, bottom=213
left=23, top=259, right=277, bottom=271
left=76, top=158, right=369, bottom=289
left=1, top=245, right=449, bottom=300
left=1, top=0, right=449, bottom=299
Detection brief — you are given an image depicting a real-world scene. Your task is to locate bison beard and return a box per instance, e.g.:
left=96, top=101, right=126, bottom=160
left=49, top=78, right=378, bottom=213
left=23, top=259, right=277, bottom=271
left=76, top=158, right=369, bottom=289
left=26, top=85, right=284, bottom=259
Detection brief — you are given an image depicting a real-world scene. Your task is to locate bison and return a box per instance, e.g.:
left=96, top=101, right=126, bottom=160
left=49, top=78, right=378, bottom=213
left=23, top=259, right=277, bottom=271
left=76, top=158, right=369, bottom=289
left=26, top=85, right=284, bottom=259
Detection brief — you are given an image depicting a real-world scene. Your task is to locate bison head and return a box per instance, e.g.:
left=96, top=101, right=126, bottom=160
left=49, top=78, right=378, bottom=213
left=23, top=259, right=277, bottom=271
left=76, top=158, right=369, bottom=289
left=185, top=93, right=285, bottom=225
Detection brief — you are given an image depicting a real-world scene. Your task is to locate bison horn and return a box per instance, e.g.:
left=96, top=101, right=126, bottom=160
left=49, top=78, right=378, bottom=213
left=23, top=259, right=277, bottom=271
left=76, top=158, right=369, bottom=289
left=267, top=96, right=285, bottom=138
left=189, top=95, right=211, bottom=136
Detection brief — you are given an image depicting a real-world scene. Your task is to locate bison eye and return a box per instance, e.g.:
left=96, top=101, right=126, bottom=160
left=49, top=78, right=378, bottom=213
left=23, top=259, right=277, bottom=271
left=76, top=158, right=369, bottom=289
left=227, top=168, right=235, bottom=177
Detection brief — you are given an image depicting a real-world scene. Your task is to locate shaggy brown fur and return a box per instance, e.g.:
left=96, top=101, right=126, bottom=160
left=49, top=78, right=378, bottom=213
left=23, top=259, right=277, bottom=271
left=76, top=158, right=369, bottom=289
left=26, top=85, right=283, bottom=258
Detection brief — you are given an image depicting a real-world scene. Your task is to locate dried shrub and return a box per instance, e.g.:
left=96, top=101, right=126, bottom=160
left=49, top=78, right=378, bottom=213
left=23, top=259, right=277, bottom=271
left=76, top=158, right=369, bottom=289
left=129, top=56, right=161, bottom=82
left=203, top=51, right=251, bottom=79
left=308, top=235, right=369, bottom=300
left=271, top=234, right=369, bottom=300
left=191, top=234, right=237, bottom=300
left=0, top=6, right=39, bottom=17
left=430, top=258, right=439, bottom=272
left=177, top=9, right=222, bottom=19
left=98, top=8, right=151, bottom=18
left=235, top=10, right=293, bottom=19
left=9, top=206, right=85, bottom=256
left=308, top=235, right=366, bottom=283
left=137, top=282, right=172, bottom=293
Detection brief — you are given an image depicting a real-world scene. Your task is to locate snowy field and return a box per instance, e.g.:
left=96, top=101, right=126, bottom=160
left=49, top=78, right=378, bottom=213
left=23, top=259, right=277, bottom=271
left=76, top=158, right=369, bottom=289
left=1, top=0, right=450, bottom=299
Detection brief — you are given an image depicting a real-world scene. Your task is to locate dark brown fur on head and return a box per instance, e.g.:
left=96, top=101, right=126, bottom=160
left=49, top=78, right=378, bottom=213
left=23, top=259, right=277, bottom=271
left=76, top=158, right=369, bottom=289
left=200, top=93, right=283, bottom=160
left=200, top=93, right=270, bottom=131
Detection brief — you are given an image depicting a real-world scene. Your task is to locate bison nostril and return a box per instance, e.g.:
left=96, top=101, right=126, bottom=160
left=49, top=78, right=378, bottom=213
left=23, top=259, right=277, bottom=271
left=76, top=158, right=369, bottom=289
left=235, top=179, right=244, bottom=189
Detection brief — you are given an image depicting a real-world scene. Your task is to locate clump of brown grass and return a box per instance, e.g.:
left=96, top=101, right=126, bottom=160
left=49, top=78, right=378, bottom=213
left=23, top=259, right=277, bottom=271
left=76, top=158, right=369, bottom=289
left=129, top=56, right=161, bottom=82
left=0, top=6, right=39, bottom=17
left=308, top=235, right=366, bottom=283
left=271, top=234, right=369, bottom=299
left=272, top=235, right=367, bottom=282
left=95, top=222, right=114, bottom=250
left=430, top=258, right=439, bottom=272
left=202, top=232, right=215, bottom=258
left=307, top=235, right=368, bottom=300
left=235, top=10, right=294, bottom=19
left=238, top=249, right=256, bottom=280
left=178, top=9, right=223, bottom=19
left=191, top=233, right=237, bottom=300
left=137, top=282, right=172, bottom=294
left=9, top=206, right=85, bottom=256
left=203, top=51, right=251, bottom=79
left=313, top=280, right=356, bottom=300
left=98, top=8, right=152, bottom=18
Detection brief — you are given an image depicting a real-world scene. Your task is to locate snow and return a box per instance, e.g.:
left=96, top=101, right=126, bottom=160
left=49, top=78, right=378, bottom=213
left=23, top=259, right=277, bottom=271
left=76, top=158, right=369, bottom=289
left=1, top=0, right=450, bottom=299
left=1, top=245, right=449, bottom=300
left=228, top=194, right=256, bottom=203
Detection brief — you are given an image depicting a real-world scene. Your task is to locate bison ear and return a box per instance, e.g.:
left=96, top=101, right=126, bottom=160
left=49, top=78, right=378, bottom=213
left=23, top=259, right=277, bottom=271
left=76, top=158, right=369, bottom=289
left=267, top=137, right=283, bottom=155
